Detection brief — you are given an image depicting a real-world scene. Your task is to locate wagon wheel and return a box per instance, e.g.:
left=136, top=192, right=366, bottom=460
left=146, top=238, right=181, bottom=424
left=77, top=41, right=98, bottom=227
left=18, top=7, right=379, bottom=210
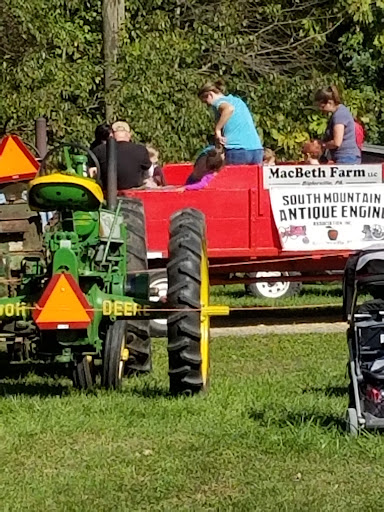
left=73, top=355, right=95, bottom=390
left=167, top=208, right=210, bottom=395
left=245, top=271, right=302, bottom=299
left=102, top=320, right=129, bottom=389
left=149, top=269, right=168, bottom=338
left=120, top=197, right=152, bottom=374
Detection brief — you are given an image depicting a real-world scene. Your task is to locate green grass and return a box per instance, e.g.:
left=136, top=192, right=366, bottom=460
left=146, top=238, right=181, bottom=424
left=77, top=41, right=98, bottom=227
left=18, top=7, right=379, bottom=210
left=211, top=283, right=344, bottom=308
left=1, top=333, right=384, bottom=511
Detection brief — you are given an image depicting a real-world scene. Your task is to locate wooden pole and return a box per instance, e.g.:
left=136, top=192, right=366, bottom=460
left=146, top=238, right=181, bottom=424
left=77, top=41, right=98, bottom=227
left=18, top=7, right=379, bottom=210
left=102, top=0, right=125, bottom=122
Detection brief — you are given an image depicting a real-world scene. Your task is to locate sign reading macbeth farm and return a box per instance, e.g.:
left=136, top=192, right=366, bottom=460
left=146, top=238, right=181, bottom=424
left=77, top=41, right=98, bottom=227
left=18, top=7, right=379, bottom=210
left=270, top=184, right=384, bottom=251
left=263, top=164, right=382, bottom=188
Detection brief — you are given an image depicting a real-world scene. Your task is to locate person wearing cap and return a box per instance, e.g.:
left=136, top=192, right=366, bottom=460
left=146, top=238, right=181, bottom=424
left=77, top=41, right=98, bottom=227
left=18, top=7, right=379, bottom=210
left=91, top=121, right=151, bottom=191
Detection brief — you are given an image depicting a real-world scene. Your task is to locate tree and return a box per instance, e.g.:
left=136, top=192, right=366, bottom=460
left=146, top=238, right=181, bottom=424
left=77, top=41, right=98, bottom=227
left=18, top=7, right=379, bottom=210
left=102, top=0, right=125, bottom=121
left=2, top=0, right=384, bottom=159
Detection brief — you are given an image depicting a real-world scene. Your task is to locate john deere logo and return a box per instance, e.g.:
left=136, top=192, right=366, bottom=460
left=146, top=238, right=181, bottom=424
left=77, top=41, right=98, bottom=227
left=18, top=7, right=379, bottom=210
left=102, top=300, right=150, bottom=317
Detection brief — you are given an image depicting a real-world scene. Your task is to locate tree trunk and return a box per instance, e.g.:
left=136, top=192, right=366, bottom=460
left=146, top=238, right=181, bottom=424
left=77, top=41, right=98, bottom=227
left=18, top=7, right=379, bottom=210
left=102, top=0, right=125, bottom=122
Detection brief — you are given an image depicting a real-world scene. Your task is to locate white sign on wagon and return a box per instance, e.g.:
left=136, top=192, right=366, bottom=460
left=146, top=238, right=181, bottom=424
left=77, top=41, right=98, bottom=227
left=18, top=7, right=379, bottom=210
left=263, top=164, right=382, bottom=188
left=270, top=184, right=384, bottom=251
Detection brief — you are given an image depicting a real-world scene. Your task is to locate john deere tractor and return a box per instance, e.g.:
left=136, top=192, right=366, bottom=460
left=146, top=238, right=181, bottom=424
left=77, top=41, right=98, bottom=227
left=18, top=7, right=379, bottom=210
left=0, top=139, right=227, bottom=394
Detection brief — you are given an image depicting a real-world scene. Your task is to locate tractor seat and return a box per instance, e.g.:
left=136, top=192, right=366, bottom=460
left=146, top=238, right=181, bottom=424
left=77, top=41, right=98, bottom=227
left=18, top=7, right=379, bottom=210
left=29, top=173, right=104, bottom=212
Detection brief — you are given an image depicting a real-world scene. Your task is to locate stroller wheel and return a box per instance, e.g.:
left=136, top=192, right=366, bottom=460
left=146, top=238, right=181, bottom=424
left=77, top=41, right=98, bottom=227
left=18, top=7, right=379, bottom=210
left=346, top=407, right=359, bottom=437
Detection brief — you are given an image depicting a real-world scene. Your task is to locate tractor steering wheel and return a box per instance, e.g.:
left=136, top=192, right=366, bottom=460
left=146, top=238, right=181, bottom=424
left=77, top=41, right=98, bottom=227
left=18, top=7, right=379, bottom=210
left=39, top=142, right=100, bottom=178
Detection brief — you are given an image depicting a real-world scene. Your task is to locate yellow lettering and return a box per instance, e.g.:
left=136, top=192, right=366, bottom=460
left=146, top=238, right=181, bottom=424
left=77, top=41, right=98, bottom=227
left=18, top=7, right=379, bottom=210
left=5, top=304, right=14, bottom=317
left=113, top=301, right=124, bottom=316
left=102, top=300, right=151, bottom=318
left=135, top=304, right=150, bottom=317
left=103, top=300, right=112, bottom=315
left=124, top=302, right=134, bottom=316
left=15, top=302, right=26, bottom=316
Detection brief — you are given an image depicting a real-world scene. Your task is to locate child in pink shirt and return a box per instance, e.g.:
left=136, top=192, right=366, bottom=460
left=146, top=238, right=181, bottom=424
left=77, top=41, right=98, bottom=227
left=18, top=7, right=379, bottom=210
left=180, top=147, right=225, bottom=191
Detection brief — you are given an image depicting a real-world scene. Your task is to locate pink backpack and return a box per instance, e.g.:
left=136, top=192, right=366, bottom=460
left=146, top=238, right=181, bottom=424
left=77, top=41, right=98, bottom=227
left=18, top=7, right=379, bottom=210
left=355, top=119, right=365, bottom=150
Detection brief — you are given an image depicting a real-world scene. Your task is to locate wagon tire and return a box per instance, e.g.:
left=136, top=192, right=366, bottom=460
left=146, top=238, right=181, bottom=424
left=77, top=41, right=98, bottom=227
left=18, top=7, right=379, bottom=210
left=245, top=271, right=302, bottom=299
left=167, top=208, right=210, bottom=395
left=120, top=197, right=152, bottom=374
left=149, top=270, right=168, bottom=338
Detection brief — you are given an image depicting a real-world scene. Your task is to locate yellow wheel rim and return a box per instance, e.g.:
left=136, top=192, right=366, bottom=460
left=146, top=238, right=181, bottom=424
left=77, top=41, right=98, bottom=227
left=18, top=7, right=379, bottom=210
left=200, top=241, right=210, bottom=388
left=119, top=335, right=129, bottom=380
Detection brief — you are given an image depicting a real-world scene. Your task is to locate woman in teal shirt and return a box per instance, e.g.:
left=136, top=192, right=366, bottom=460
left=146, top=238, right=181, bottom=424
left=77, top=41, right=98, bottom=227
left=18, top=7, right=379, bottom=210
left=198, top=80, right=263, bottom=164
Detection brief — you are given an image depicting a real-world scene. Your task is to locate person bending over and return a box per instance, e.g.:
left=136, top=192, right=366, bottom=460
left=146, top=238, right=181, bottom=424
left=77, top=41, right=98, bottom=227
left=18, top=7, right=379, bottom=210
left=91, top=121, right=151, bottom=191
left=198, top=80, right=263, bottom=165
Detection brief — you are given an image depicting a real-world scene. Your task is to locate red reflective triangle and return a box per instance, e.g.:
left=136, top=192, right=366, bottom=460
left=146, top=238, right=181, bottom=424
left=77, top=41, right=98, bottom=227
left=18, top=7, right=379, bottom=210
left=33, top=273, right=93, bottom=330
left=0, top=135, right=39, bottom=183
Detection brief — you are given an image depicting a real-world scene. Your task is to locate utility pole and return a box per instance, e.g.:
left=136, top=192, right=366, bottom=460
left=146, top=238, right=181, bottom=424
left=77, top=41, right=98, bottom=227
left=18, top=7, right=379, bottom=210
left=102, top=0, right=125, bottom=122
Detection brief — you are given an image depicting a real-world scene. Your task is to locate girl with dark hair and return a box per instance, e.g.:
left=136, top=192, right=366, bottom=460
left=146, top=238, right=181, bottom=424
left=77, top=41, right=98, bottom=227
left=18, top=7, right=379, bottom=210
left=90, top=123, right=112, bottom=150
left=198, top=80, right=263, bottom=165
left=314, top=85, right=360, bottom=164
left=179, top=147, right=225, bottom=191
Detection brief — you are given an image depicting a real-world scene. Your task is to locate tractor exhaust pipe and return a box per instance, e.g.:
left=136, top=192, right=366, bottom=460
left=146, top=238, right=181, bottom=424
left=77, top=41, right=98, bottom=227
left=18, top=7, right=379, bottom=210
left=35, top=117, right=47, bottom=160
left=107, top=137, right=117, bottom=210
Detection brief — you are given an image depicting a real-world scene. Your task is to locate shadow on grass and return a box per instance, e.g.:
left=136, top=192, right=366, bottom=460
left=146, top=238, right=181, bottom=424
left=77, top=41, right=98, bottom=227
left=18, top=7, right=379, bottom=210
left=299, top=286, right=343, bottom=298
left=0, top=380, right=70, bottom=397
left=249, top=408, right=345, bottom=431
left=303, top=385, right=348, bottom=398
left=128, top=381, right=172, bottom=399
left=0, top=360, right=71, bottom=397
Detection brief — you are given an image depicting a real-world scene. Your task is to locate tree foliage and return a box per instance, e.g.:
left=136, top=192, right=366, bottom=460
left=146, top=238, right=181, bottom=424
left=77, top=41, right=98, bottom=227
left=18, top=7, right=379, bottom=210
left=2, top=0, right=384, bottom=160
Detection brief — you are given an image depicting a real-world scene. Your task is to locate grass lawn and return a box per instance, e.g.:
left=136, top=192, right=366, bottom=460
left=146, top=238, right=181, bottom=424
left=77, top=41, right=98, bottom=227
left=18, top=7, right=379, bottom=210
left=1, top=333, right=383, bottom=511
left=210, top=283, right=344, bottom=308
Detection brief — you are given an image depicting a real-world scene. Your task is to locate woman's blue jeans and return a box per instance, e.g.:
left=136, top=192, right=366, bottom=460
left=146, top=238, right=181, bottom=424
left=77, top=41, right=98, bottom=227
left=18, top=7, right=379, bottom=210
left=226, top=149, right=264, bottom=165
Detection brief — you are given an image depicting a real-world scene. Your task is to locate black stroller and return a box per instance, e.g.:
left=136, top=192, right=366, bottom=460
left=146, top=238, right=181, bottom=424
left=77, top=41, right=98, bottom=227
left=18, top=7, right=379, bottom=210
left=343, top=246, right=384, bottom=435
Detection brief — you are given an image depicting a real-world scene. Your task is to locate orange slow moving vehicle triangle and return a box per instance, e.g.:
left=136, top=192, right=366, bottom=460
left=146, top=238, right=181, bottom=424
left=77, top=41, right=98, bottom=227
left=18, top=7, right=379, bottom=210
left=33, top=274, right=93, bottom=330
left=0, top=135, right=39, bottom=183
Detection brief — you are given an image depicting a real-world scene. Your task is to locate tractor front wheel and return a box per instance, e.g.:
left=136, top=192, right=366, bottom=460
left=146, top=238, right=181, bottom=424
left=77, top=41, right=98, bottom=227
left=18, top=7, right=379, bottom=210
left=102, top=320, right=129, bottom=389
left=167, top=209, right=210, bottom=395
left=73, top=355, right=95, bottom=390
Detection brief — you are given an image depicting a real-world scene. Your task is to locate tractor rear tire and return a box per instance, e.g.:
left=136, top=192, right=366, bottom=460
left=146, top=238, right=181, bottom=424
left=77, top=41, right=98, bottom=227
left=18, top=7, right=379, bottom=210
left=73, top=355, right=94, bottom=390
left=167, top=208, right=210, bottom=395
left=102, top=320, right=129, bottom=389
left=120, top=197, right=152, bottom=374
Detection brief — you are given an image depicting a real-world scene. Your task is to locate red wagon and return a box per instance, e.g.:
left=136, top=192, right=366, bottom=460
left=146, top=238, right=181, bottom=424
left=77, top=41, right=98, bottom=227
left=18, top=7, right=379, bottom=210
left=125, top=161, right=384, bottom=333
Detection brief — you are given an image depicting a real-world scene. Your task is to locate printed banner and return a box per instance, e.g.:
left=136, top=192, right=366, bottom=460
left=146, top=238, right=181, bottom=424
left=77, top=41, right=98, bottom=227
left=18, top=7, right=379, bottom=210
left=263, top=164, right=382, bottom=188
left=269, top=184, right=384, bottom=251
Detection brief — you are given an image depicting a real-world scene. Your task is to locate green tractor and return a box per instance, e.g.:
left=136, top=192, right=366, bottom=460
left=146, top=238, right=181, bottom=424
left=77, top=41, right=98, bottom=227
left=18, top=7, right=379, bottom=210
left=0, top=139, right=227, bottom=394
